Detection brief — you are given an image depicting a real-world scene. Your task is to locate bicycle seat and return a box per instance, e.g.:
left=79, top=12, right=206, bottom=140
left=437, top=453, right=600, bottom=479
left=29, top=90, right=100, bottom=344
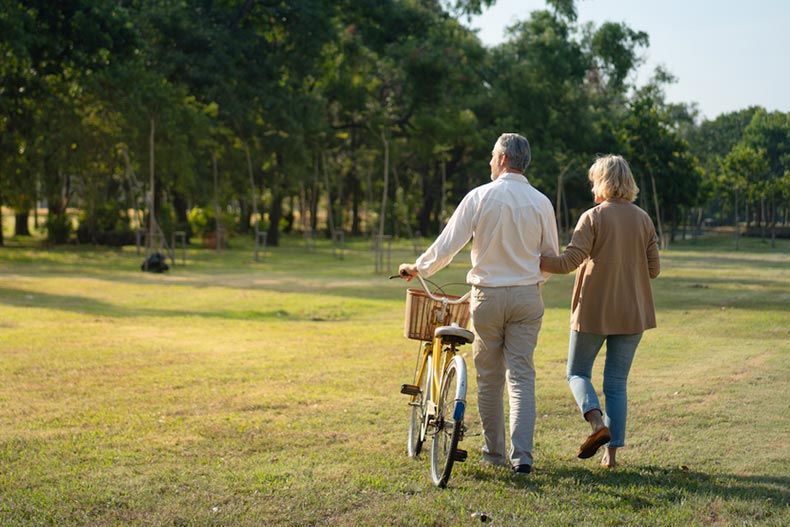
left=434, top=324, right=475, bottom=345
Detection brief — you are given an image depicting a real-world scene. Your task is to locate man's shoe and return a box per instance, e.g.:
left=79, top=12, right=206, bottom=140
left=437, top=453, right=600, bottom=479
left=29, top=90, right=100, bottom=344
left=512, top=464, right=532, bottom=476
left=577, top=427, right=611, bottom=459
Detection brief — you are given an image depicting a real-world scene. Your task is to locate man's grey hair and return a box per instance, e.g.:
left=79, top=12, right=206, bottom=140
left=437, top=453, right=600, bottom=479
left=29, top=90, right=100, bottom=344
left=495, top=133, right=531, bottom=172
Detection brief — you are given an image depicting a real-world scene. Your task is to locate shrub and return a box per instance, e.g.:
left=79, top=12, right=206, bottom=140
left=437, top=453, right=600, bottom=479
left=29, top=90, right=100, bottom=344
left=76, top=202, right=135, bottom=246
left=45, top=213, right=72, bottom=245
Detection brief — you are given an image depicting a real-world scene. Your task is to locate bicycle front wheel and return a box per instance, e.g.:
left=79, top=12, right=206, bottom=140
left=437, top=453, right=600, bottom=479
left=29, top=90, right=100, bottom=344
left=430, top=355, right=467, bottom=488
left=408, top=353, right=431, bottom=457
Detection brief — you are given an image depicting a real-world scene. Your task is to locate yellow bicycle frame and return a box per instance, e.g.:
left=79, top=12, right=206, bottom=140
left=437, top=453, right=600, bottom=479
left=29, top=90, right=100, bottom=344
left=412, top=334, right=457, bottom=417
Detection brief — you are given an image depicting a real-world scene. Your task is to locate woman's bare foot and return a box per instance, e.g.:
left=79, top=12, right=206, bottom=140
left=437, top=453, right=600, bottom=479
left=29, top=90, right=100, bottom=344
left=600, top=447, right=617, bottom=468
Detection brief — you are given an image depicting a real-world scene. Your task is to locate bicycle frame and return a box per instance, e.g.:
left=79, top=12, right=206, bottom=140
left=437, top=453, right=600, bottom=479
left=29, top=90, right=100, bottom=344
left=399, top=272, right=474, bottom=485
left=408, top=276, right=470, bottom=407
left=412, top=332, right=457, bottom=420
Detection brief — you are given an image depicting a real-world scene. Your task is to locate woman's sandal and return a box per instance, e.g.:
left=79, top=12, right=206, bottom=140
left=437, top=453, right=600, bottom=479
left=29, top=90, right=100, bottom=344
left=577, top=427, right=611, bottom=459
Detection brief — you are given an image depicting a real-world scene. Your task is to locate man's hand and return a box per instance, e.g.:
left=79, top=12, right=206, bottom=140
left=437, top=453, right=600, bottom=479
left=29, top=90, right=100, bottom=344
left=398, top=263, right=419, bottom=281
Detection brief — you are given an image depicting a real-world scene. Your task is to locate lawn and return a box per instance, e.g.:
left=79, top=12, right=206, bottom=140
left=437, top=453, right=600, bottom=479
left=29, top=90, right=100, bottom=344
left=0, top=232, right=788, bottom=526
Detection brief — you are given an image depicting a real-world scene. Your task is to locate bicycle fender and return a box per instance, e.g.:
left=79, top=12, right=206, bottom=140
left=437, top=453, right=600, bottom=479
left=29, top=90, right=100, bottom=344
left=450, top=355, right=467, bottom=421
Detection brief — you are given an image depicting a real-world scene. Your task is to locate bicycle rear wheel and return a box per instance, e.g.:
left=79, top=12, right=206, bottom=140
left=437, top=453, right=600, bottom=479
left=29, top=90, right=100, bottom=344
left=430, top=355, right=467, bottom=488
left=408, top=353, right=431, bottom=457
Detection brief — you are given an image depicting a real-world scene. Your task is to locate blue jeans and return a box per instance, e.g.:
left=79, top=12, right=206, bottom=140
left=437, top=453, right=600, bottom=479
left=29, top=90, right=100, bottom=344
left=567, top=330, right=642, bottom=448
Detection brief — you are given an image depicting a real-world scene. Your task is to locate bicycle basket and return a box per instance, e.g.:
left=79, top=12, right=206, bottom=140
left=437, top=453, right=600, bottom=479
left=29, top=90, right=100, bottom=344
left=404, top=288, right=471, bottom=341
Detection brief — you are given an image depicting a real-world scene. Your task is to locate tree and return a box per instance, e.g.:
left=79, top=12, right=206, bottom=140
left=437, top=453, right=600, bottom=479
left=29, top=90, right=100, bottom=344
left=739, top=110, right=790, bottom=241
left=0, top=0, right=139, bottom=244
left=622, top=92, right=701, bottom=247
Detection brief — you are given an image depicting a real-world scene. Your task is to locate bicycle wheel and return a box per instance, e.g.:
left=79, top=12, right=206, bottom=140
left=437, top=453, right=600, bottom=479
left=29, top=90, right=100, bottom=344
left=408, top=353, right=431, bottom=457
left=430, top=355, right=467, bottom=488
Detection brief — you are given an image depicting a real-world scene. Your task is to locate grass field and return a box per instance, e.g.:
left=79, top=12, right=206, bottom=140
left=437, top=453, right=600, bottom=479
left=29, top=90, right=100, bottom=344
left=0, top=232, right=788, bottom=526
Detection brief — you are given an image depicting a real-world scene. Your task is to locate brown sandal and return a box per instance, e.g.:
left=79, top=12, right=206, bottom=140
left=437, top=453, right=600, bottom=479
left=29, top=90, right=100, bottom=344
left=577, top=427, right=611, bottom=459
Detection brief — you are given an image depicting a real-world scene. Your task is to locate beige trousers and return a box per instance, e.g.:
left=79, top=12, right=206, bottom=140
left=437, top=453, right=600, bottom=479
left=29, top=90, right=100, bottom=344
left=470, top=284, right=543, bottom=468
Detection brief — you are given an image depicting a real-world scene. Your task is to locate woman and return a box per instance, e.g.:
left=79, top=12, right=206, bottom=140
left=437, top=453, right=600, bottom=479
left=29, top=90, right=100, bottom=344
left=541, top=154, right=660, bottom=468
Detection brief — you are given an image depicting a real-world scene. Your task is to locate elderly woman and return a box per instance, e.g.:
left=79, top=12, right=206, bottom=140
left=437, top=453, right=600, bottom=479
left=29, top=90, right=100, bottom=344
left=541, top=155, right=660, bottom=468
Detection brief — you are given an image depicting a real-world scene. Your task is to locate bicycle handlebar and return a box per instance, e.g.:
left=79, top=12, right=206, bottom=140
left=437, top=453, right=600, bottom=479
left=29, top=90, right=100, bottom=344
left=389, top=271, right=471, bottom=304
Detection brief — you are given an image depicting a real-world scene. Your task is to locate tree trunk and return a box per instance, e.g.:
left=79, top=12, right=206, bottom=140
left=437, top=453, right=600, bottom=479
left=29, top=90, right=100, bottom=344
left=311, top=154, right=319, bottom=233
left=378, top=131, right=389, bottom=241
left=0, top=196, right=4, bottom=247
left=770, top=194, right=776, bottom=248
left=743, top=196, right=752, bottom=233
left=734, top=186, right=740, bottom=250
left=267, top=193, right=283, bottom=246
left=417, top=163, right=440, bottom=236
left=350, top=128, right=362, bottom=236
left=638, top=173, right=647, bottom=211
left=266, top=153, right=284, bottom=246
left=322, top=151, right=335, bottom=235
left=555, top=160, right=573, bottom=243
left=693, top=207, right=703, bottom=244
left=14, top=210, right=31, bottom=236
left=299, top=182, right=308, bottom=234
left=211, top=152, right=221, bottom=251
left=760, top=197, right=766, bottom=241
left=238, top=199, right=252, bottom=235
left=246, top=144, right=259, bottom=237
left=172, top=191, right=189, bottom=241
left=145, top=116, right=156, bottom=269
left=649, top=171, right=666, bottom=250
left=439, top=159, right=447, bottom=230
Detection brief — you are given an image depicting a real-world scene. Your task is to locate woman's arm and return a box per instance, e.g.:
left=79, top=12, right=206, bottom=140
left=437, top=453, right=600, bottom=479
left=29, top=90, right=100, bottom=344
left=646, top=226, right=660, bottom=279
left=540, top=213, right=594, bottom=274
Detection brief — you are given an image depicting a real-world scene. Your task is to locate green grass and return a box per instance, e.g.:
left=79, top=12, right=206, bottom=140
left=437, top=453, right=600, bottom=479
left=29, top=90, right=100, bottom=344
left=0, top=233, right=788, bottom=526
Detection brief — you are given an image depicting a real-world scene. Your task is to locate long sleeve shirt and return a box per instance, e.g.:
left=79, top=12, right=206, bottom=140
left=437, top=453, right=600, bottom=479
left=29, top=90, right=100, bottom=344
left=540, top=199, right=660, bottom=334
left=416, top=172, right=559, bottom=287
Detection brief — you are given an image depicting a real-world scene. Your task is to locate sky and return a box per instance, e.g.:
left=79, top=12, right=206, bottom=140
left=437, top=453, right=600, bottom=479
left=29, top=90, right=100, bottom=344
left=466, top=0, right=790, bottom=121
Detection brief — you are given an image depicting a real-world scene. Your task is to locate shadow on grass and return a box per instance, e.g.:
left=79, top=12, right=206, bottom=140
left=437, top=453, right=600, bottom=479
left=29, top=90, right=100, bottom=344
left=0, top=285, right=350, bottom=322
left=489, top=464, right=789, bottom=511
left=663, top=253, right=790, bottom=270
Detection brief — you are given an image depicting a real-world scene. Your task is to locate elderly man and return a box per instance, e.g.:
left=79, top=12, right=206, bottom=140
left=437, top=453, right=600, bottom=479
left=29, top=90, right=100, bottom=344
left=400, top=132, right=558, bottom=475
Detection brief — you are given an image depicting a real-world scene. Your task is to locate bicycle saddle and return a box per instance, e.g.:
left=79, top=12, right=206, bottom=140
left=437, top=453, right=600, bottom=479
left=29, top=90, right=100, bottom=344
left=434, top=323, right=474, bottom=344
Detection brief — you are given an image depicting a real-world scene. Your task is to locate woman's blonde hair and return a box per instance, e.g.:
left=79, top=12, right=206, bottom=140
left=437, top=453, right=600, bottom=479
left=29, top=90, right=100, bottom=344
left=588, top=154, right=639, bottom=202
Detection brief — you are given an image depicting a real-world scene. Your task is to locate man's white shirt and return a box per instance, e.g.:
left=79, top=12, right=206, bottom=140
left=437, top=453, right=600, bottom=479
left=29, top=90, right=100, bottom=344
left=416, top=172, right=559, bottom=287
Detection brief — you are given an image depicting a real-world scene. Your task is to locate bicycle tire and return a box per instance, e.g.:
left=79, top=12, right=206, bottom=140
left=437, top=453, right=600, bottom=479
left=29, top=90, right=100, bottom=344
left=408, top=353, right=431, bottom=457
left=430, top=355, right=467, bottom=488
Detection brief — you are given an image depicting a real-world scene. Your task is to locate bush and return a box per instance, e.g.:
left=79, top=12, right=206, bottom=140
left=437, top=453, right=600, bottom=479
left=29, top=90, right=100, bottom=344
left=744, top=225, right=790, bottom=239
left=77, top=202, right=135, bottom=246
left=45, top=213, right=72, bottom=245
left=187, top=207, right=212, bottom=237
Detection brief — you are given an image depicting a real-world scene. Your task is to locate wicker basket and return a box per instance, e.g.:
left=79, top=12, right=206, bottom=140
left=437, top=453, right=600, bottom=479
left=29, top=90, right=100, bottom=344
left=404, top=288, right=471, bottom=341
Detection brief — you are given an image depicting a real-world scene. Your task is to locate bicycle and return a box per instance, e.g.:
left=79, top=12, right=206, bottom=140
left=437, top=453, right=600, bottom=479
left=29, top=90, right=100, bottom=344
left=391, top=272, right=475, bottom=488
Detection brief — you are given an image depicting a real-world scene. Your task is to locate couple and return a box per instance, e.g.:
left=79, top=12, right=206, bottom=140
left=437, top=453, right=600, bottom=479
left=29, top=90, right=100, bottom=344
left=399, top=133, right=660, bottom=475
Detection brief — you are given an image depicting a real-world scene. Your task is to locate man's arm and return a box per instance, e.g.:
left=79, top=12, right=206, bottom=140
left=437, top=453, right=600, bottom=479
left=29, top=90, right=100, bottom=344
left=399, top=191, right=476, bottom=280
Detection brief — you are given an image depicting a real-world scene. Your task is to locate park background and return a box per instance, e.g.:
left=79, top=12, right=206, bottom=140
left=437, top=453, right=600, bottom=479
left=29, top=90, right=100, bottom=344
left=2, top=0, right=789, bottom=249
left=1, top=1, right=789, bottom=526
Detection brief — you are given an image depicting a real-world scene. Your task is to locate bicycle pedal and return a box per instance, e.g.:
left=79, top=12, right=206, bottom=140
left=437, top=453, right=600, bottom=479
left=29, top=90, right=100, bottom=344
left=400, top=384, right=421, bottom=396
left=453, top=449, right=468, bottom=462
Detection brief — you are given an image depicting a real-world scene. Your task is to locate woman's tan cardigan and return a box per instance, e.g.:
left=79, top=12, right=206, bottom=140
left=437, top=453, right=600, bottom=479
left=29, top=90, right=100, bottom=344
left=541, top=199, right=660, bottom=335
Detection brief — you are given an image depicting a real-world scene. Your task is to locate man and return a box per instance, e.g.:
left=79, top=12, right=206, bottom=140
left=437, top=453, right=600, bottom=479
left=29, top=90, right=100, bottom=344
left=399, top=133, right=558, bottom=475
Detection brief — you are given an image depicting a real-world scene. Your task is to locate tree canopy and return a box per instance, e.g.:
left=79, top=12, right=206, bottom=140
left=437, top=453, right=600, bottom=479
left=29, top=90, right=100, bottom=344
left=1, top=0, right=787, bottom=248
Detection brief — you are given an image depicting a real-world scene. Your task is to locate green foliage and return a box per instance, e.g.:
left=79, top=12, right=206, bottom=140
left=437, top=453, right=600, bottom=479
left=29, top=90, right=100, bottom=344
left=187, top=206, right=212, bottom=237
left=589, top=21, right=649, bottom=90
left=44, top=212, right=72, bottom=244
left=76, top=200, right=135, bottom=246
left=1, top=0, right=785, bottom=251
left=621, top=93, right=702, bottom=239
